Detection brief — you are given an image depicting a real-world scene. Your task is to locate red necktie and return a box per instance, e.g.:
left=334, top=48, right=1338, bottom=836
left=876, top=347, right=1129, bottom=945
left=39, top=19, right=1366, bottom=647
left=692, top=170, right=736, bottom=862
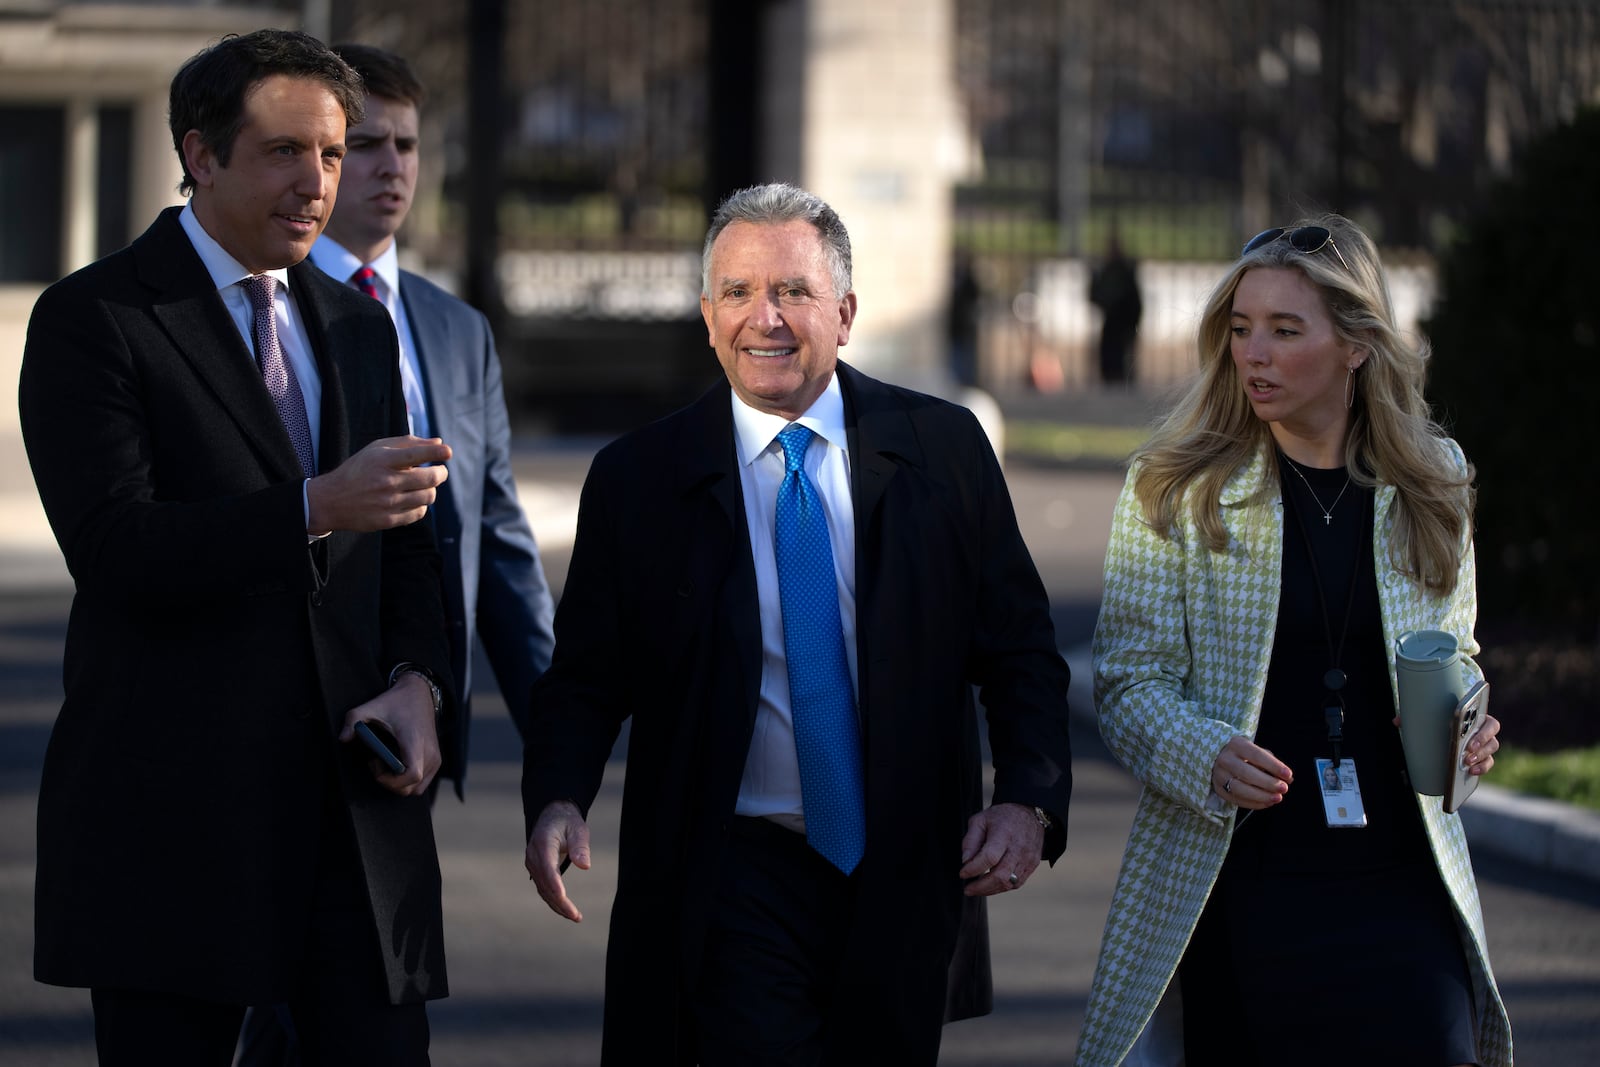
left=351, top=264, right=414, bottom=428
left=351, top=265, right=381, bottom=301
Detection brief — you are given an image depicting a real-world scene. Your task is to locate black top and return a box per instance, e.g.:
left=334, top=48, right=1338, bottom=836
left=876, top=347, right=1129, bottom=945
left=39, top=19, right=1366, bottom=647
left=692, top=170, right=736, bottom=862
left=1182, top=458, right=1476, bottom=1063
left=1230, top=458, right=1426, bottom=872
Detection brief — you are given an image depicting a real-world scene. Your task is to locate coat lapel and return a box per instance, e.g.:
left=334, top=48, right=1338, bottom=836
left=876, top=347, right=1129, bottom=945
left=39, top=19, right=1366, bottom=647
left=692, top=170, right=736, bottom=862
left=834, top=363, right=922, bottom=751
left=289, top=260, right=350, bottom=471
left=674, top=382, right=762, bottom=716
left=137, top=210, right=305, bottom=482
left=674, top=380, right=744, bottom=539
left=397, top=273, right=448, bottom=433
left=395, top=275, right=459, bottom=540
left=1216, top=448, right=1283, bottom=735
left=836, top=362, right=921, bottom=541
left=1371, top=480, right=1414, bottom=697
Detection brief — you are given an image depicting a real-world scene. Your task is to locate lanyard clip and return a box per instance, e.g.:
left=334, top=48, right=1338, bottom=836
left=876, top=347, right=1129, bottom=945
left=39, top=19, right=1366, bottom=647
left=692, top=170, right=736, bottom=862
left=1325, top=704, right=1345, bottom=767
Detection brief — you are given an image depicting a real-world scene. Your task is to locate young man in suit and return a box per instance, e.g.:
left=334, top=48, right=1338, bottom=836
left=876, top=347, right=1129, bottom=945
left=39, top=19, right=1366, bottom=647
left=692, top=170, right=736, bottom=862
left=523, top=183, right=1073, bottom=1064
left=309, top=44, right=556, bottom=791
left=19, top=29, right=455, bottom=1064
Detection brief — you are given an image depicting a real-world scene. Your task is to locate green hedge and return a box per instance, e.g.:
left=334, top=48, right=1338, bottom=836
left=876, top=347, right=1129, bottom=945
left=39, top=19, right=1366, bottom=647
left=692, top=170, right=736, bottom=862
left=1424, top=107, right=1600, bottom=642
left=1490, top=745, right=1600, bottom=811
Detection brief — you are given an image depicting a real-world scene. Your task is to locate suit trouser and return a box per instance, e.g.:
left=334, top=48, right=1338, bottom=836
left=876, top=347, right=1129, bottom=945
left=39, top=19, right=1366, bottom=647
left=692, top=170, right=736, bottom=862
left=93, top=764, right=430, bottom=1067
left=692, top=815, right=866, bottom=1067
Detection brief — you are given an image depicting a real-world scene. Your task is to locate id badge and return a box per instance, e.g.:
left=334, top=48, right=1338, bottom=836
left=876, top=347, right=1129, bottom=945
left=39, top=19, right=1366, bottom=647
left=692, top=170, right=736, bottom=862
left=1316, top=758, right=1367, bottom=828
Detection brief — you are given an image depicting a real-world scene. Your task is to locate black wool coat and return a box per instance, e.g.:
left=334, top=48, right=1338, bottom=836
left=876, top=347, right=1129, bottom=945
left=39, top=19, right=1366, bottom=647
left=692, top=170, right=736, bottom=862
left=522, top=361, right=1073, bottom=1064
left=21, top=208, right=453, bottom=1005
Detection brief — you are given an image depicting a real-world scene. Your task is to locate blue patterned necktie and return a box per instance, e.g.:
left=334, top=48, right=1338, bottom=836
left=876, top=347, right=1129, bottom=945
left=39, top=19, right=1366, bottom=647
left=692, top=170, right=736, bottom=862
left=243, top=275, right=315, bottom=476
left=774, top=424, right=865, bottom=874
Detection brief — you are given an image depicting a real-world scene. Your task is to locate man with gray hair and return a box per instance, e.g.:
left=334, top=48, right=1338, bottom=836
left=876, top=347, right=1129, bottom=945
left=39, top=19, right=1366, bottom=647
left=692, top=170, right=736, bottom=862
left=523, top=182, right=1072, bottom=1063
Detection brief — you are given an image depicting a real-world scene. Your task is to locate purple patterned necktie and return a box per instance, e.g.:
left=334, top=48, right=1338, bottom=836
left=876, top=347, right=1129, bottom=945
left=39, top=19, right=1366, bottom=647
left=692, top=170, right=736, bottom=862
left=242, top=275, right=315, bottom=476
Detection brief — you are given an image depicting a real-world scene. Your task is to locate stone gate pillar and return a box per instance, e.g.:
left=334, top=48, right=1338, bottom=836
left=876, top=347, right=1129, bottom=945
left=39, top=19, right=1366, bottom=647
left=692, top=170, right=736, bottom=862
left=759, top=0, right=965, bottom=392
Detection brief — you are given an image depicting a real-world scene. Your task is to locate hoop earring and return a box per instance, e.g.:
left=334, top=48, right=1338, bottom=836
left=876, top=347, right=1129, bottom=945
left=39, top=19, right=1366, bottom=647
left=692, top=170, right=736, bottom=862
left=1345, top=365, right=1358, bottom=409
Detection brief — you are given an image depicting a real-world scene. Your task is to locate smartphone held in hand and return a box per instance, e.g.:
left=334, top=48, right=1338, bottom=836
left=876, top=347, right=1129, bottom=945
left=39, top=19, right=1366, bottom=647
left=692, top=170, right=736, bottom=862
left=354, top=720, right=406, bottom=775
left=1443, top=680, right=1489, bottom=814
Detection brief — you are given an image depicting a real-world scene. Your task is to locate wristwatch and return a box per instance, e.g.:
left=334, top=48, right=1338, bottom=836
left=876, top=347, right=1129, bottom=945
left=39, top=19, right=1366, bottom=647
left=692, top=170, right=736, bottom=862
left=388, top=661, right=443, bottom=718
left=1032, top=805, right=1054, bottom=831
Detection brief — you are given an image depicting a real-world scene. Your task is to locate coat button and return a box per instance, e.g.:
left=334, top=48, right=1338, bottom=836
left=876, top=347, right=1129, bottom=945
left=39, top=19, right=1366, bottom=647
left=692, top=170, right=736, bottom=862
left=311, top=591, right=323, bottom=607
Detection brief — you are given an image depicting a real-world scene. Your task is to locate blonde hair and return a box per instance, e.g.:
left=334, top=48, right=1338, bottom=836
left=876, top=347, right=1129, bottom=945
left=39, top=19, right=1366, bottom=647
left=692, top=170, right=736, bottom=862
left=1133, top=214, right=1474, bottom=595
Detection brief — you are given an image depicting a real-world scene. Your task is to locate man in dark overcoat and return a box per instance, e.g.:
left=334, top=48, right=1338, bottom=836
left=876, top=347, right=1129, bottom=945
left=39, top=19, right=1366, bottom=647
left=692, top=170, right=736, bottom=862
left=20, top=29, right=455, bottom=1064
left=523, top=182, right=1073, bottom=1065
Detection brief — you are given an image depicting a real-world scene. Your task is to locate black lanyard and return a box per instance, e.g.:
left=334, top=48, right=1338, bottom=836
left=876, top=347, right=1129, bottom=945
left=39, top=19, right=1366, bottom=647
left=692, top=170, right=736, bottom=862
left=1280, top=455, right=1366, bottom=766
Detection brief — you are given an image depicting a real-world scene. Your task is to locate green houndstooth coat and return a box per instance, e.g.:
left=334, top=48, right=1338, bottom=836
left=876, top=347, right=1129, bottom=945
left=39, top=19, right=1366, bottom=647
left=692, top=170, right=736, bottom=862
left=1075, top=442, right=1512, bottom=1066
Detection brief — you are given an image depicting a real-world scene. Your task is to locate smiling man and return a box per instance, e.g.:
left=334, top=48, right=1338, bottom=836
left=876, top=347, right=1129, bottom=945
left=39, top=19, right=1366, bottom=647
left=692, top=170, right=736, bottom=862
left=19, top=29, right=455, bottom=1064
left=522, top=183, right=1073, bottom=1065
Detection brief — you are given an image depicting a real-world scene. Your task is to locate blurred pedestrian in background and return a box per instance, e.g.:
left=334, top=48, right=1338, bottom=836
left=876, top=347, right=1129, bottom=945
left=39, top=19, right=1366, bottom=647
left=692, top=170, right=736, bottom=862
left=1088, top=229, right=1142, bottom=386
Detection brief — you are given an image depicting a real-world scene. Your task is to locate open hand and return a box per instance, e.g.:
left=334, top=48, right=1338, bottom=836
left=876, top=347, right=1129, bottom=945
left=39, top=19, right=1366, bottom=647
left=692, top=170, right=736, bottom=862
left=525, top=800, right=591, bottom=922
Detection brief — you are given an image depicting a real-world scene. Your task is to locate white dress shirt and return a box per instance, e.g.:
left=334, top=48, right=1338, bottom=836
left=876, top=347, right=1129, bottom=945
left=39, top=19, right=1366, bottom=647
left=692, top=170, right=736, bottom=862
left=308, top=237, right=431, bottom=439
left=731, top=372, right=858, bottom=832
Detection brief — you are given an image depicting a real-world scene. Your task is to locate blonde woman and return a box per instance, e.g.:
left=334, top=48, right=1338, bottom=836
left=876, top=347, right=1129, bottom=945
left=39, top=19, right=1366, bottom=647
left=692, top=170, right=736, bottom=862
left=1076, top=216, right=1512, bottom=1065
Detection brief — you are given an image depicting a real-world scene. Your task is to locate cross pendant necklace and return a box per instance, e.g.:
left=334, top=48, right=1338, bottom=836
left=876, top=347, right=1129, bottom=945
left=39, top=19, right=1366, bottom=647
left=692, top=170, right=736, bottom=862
left=1282, top=467, right=1368, bottom=771
left=1281, top=453, right=1351, bottom=525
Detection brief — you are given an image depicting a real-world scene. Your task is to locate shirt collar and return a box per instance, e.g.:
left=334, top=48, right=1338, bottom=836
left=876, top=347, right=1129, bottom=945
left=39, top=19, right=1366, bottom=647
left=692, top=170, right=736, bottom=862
left=308, top=235, right=401, bottom=297
left=730, top=370, right=848, bottom=468
left=179, top=201, right=290, bottom=293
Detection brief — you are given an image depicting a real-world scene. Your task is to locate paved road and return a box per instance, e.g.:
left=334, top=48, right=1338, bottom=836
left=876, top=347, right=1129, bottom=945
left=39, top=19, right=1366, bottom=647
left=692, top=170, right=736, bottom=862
left=1, top=443, right=1597, bottom=1064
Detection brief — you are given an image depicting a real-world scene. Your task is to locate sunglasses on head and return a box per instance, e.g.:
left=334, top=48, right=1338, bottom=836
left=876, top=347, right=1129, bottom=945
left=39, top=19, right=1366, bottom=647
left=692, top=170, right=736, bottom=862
left=1242, top=226, right=1351, bottom=272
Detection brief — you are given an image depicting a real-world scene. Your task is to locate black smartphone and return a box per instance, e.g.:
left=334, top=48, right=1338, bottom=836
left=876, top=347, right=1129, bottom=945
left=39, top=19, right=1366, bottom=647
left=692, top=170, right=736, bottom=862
left=354, top=720, right=406, bottom=776
left=1443, top=680, right=1489, bottom=814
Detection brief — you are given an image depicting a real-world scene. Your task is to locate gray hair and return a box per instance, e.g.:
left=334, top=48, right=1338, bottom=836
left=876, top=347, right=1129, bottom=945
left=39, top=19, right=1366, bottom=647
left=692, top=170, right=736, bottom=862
left=700, top=182, right=853, bottom=298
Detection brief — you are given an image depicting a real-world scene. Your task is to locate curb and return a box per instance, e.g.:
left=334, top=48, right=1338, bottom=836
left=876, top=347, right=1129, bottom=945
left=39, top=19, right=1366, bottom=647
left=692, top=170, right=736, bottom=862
left=1459, top=784, right=1600, bottom=885
left=1059, top=644, right=1600, bottom=886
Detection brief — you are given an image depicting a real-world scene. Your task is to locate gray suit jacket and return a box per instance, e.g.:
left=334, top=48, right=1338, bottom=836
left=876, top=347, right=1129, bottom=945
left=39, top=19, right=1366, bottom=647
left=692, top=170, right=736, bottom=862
left=399, top=270, right=555, bottom=792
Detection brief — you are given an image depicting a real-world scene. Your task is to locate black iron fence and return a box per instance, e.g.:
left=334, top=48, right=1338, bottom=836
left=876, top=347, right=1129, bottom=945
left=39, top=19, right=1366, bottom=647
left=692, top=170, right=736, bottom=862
left=323, top=0, right=1598, bottom=411
left=952, top=0, right=1600, bottom=389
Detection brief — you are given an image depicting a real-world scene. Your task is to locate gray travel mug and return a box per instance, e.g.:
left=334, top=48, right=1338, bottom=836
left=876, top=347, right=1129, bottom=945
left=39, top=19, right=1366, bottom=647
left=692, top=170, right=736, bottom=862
left=1394, top=630, right=1466, bottom=795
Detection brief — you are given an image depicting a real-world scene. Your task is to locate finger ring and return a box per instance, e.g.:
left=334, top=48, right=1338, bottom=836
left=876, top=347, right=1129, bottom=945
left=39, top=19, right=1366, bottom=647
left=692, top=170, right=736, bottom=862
left=1223, top=778, right=1233, bottom=793
left=1007, top=872, right=1019, bottom=887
